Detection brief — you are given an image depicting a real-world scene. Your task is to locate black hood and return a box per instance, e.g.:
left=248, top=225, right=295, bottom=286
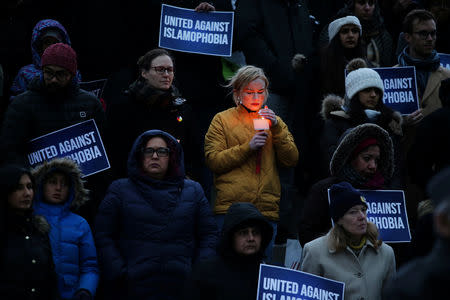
left=218, top=202, right=273, bottom=258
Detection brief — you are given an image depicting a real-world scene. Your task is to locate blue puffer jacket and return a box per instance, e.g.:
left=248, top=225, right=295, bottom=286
left=95, top=129, right=218, bottom=300
left=32, top=158, right=99, bottom=299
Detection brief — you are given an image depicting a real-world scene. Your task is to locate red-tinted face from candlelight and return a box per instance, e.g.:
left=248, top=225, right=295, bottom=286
left=236, top=78, right=267, bottom=111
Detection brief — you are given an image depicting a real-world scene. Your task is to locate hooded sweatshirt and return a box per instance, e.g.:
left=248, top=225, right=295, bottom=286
left=183, top=202, right=273, bottom=300
left=10, top=19, right=81, bottom=98
left=32, top=158, right=99, bottom=299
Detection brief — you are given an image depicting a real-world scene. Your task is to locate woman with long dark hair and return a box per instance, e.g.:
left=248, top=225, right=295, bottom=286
left=320, top=15, right=366, bottom=98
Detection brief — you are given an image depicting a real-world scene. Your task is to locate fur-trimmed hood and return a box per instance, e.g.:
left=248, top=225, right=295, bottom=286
left=320, top=94, right=403, bottom=135
left=330, top=123, right=394, bottom=181
left=32, top=158, right=89, bottom=211
left=320, top=94, right=348, bottom=120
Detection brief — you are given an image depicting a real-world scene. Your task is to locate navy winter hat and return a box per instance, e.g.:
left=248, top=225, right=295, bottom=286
left=329, top=181, right=368, bottom=222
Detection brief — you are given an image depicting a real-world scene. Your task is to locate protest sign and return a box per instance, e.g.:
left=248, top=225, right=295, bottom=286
left=159, top=4, right=234, bottom=56
left=28, top=119, right=110, bottom=177
left=344, top=66, right=419, bottom=115
left=439, top=53, right=450, bottom=69
left=257, top=264, right=345, bottom=300
left=328, top=189, right=411, bottom=243
left=79, top=79, right=107, bottom=99
left=376, top=66, right=419, bottom=115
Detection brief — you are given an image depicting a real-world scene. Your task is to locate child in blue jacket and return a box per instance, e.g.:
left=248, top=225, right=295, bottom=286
left=32, top=157, right=98, bottom=300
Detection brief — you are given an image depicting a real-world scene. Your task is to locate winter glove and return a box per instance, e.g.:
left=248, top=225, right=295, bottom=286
left=71, top=289, right=92, bottom=300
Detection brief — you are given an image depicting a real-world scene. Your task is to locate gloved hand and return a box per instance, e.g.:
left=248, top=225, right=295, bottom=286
left=71, top=289, right=92, bottom=300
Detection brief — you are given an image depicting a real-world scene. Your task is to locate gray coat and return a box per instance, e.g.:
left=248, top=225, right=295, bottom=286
left=301, top=234, right=396, bottom=300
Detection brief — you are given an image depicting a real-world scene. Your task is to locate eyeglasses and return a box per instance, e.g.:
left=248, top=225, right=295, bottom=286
left=340, top=28, right=360, bottom=35
left=142, top=147, right=170, bottom=157
left=43, top=68, right=70, bottom=81
left=151, top=66, right=174, bottom=75
left=413, top=30, right=437, bottom=40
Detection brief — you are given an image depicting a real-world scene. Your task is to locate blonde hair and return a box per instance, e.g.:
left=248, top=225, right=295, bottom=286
left=327, top=221, right=382, bottom=252
left=226, top=65, right=269, bottom=106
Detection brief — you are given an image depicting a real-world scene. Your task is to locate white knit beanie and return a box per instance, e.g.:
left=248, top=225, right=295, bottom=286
left=345, top=68, right=384, bottom=100
left=328, top=16, right=362, bottom=42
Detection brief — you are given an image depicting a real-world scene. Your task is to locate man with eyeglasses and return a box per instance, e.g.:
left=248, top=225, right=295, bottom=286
left=95, top=129, right=218, bottom=300
left=0, top=42, right=107, bottom=225
left=398, top=9, right=450, bottom=120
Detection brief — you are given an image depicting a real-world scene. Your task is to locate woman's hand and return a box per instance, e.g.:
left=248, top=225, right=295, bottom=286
left=258, top=106, right=278, bottom=127
left=195, top=2, right=215, bottom=12
left=249, top=131, right=268, bottom=150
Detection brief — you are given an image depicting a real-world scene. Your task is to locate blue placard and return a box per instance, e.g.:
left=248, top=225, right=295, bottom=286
left=328, top=189, right=411, bottom=243
left=28, top=119, right=110, bottom=177
left=159, top=4, right=234, bottom=57
left=257, top=264, right=345, bottom=300
left=375, top=66, right=419, bottom=115
left=439, top=53, right=450, bottom=69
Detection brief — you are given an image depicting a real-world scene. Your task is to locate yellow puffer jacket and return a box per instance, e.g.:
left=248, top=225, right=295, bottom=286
left=204, top=105, right=299, bottom=220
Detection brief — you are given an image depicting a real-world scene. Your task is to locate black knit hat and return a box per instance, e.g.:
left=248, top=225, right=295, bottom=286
left=329, top=181, right=368, bottom=222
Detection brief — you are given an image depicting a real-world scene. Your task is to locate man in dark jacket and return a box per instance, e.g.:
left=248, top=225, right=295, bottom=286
left=0, top=42, right=108, bottom=225
left=0, top=42, right=106, bottom=166
left=95, top=129, right=218, bottom=300
left=183, top=202, right=274, bottom=300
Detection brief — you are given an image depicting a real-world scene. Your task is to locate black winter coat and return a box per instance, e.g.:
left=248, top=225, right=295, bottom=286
left=0, top=77, right=106, bottom=166
left=0, top=210, right=58, bottom=300
left=105, top=81, right=203, bottom=181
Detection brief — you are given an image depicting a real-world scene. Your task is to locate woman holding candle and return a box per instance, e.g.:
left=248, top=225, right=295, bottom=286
left=204, top=65, right=299, bottom=261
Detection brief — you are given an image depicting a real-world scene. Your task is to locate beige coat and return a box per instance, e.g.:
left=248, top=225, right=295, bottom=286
left=204, top=105, right=298, bottom=220
left=301, top=234, right=396, bottom=300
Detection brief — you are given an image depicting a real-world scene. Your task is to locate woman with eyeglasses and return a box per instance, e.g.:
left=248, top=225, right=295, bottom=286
left=95, top=129, right=218, bottom=300
left=204, top=65, right=299, bottom=262
left=105, top=48, right=204, bottom=187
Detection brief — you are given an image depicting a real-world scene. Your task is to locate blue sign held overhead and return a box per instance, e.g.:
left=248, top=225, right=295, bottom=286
left=28, top=119, right=110, bottom=177
left=257, top=264, right=345, bottom=300
left=439, top=53, right=450, bottom=69
left=159, top=4, right=234, bottom=57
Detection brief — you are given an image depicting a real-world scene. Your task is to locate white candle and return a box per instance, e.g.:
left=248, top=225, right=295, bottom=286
left=253, top=118, right=270, bottom=130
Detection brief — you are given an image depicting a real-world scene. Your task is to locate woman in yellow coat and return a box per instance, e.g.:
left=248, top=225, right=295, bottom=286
left=204, top=65, right=299, bottom=259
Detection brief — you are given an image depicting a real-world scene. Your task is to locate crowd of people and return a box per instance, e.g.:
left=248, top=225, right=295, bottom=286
left=1, top=0, right=450, bottom=299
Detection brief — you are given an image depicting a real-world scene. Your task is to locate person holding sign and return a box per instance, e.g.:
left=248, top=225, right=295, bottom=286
left=183, top=202, right=273, bottom=300
left=299, top=123, right=395, bottom=247
left=397, top=9, right=450, bottom=120
left=300, top=181, right=396, bottom=300
left=95, top=129, right=218, bottom=300
left=0, top=42, right=108, bottom=226
left=319, top=58, right=403, bottom=184
left=204, top=65, right=298, bottom=261
left=32, top=158, right=99, bottom=300
left=0, top=164, right=59, bottom=300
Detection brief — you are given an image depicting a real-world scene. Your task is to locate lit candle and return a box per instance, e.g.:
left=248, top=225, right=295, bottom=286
left=253, top=118, right=270, bottom=131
